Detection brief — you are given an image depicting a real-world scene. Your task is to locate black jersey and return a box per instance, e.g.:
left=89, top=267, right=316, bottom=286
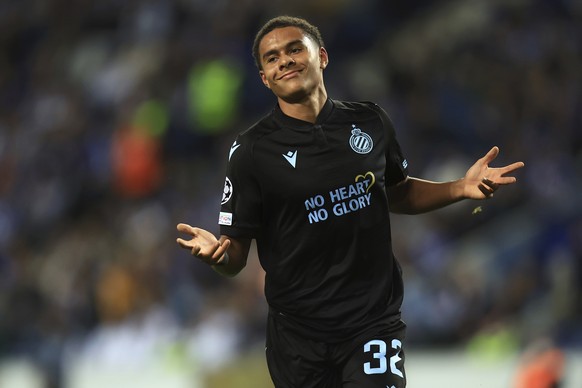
left=219, top=99, right=409, bottom=342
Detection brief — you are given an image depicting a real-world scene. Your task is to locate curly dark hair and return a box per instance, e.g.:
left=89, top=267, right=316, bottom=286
left=252, top=16, right=325, bottom=70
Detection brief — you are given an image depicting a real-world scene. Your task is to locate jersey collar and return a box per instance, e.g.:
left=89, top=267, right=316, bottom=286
left=273, top=98, right=335, bottom=130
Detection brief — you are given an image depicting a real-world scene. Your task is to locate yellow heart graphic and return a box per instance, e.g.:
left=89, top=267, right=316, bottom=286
left=355, top=171, right=375, bottom=193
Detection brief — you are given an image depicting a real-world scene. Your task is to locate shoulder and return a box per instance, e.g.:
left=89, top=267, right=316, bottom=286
left=238, top=110, right=279, bottom=143
left=332, top=100, right=397, bottom=139
left=331, top=99, right=387, bottom=120
left=228, top=110, right=279, bottom=163
left=332, top=99, right=378, bottom=110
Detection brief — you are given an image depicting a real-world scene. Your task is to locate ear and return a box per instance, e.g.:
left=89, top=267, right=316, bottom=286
left=319, top=47, right=329, bottom=69
left=259, top=70, right=271, bottom=89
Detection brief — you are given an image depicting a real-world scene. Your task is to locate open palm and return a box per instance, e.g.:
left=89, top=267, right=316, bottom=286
left=463, top=146, right=525, bottom=199
left=176, top=223, right=230, bottom=265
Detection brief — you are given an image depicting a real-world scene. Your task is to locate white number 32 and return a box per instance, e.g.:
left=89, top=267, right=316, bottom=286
left=363, top=339, right=403, bottom=378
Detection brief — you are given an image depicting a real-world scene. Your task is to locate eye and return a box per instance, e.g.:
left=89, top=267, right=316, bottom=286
left=290, top=47, right=302, bottom=54
left=266, top=56, right=277, bottom=64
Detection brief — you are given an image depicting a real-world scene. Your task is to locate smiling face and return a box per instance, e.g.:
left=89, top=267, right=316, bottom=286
left=258, top=26, right=328, bottom=103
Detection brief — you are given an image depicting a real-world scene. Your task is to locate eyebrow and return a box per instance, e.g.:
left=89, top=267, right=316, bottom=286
left=261, top=39, right=304, bottom=61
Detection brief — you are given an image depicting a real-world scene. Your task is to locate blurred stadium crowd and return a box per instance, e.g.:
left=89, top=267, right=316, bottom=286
left=0, top=0, right=580, bottom=386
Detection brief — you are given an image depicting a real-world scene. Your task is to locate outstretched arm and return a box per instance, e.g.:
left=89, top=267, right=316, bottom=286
left=176, top=223, right=251, bottom=277
left=388, top=146, right=525, bottom=214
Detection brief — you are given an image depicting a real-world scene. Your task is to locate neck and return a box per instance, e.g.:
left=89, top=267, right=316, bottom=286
left=277, top=86, right=328, bottom=123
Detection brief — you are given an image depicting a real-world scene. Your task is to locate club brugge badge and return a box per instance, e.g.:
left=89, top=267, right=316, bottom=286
left=349, top=124, right=373, bottom=154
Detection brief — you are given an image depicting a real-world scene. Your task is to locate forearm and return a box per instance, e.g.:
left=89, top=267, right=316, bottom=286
left=388, top=177, right=466, bottom=214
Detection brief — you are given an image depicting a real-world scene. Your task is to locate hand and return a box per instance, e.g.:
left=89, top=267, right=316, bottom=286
left=462, top=146, right=525, bottom=200
left=176, top=223, right=231, bottom=265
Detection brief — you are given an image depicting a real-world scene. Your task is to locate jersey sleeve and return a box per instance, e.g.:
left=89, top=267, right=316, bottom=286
left=218, top=136, right=262, bottom=238
left=371, top=103, right=409, bottom=186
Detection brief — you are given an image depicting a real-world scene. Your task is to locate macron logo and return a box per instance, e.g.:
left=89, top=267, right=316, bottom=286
left=282, top=150, right=297, bottom=168
left=229, top=141, right=241, bottom=161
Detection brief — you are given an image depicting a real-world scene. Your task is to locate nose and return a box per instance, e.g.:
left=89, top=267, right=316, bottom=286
left=279, top=54, right=295, bottom=69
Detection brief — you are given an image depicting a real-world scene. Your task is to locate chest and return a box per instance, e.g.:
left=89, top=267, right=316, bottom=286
left=253, top=122, right=387, bottom=202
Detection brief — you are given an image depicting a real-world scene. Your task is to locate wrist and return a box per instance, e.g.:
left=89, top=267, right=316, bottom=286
left=453, top=178, right=467, bottom=200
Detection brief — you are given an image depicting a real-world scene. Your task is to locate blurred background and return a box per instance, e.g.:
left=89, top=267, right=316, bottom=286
left=0, top=0, right=580, bottom=387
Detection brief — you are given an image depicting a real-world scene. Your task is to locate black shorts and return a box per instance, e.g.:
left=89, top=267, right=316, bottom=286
left=265, top=310, right=407, bottom=388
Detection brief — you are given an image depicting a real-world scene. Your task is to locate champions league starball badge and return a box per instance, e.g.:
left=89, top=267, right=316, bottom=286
left=349, top=124, right=373, bottom=154
left=221, top=177, right=233, bottom=204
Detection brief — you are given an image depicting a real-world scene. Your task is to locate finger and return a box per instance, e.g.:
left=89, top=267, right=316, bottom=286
left=500, top=161, right=525, bottom=175
left=176, top=237, right=193, bottom=250
left=495, top=176, right=517, bottom=185
left=191, top=245, right=201, bottom=257
left=212, top=239, right=231, bottom=261
left=482, top=177, right=499, bottom=190
left=176, top=223, right=195, bottom=234
left=486, top=172, right=520, bottom=185
left=478, top=182, right=494, bottom=198
left=481, top=146, right=500, bottom=164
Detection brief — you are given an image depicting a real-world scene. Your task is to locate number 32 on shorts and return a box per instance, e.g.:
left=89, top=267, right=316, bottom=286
left=363, top=339, right=404, bottom=378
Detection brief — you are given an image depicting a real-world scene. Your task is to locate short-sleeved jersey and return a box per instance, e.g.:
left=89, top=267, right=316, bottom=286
left=219, top=99, right=409, bottom=342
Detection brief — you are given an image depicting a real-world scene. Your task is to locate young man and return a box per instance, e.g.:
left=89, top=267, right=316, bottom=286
left=177, top=16, right=524, bottom=387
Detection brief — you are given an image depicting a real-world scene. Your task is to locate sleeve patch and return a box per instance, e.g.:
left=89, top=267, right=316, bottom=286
left=218, top=212, right=233, bottom=226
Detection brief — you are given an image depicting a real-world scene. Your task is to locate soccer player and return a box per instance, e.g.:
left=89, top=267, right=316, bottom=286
left=176, top=15, right=524, bottom=388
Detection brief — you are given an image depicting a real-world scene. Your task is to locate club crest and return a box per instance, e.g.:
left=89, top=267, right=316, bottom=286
left=349, top=124, right=373, bottom=154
